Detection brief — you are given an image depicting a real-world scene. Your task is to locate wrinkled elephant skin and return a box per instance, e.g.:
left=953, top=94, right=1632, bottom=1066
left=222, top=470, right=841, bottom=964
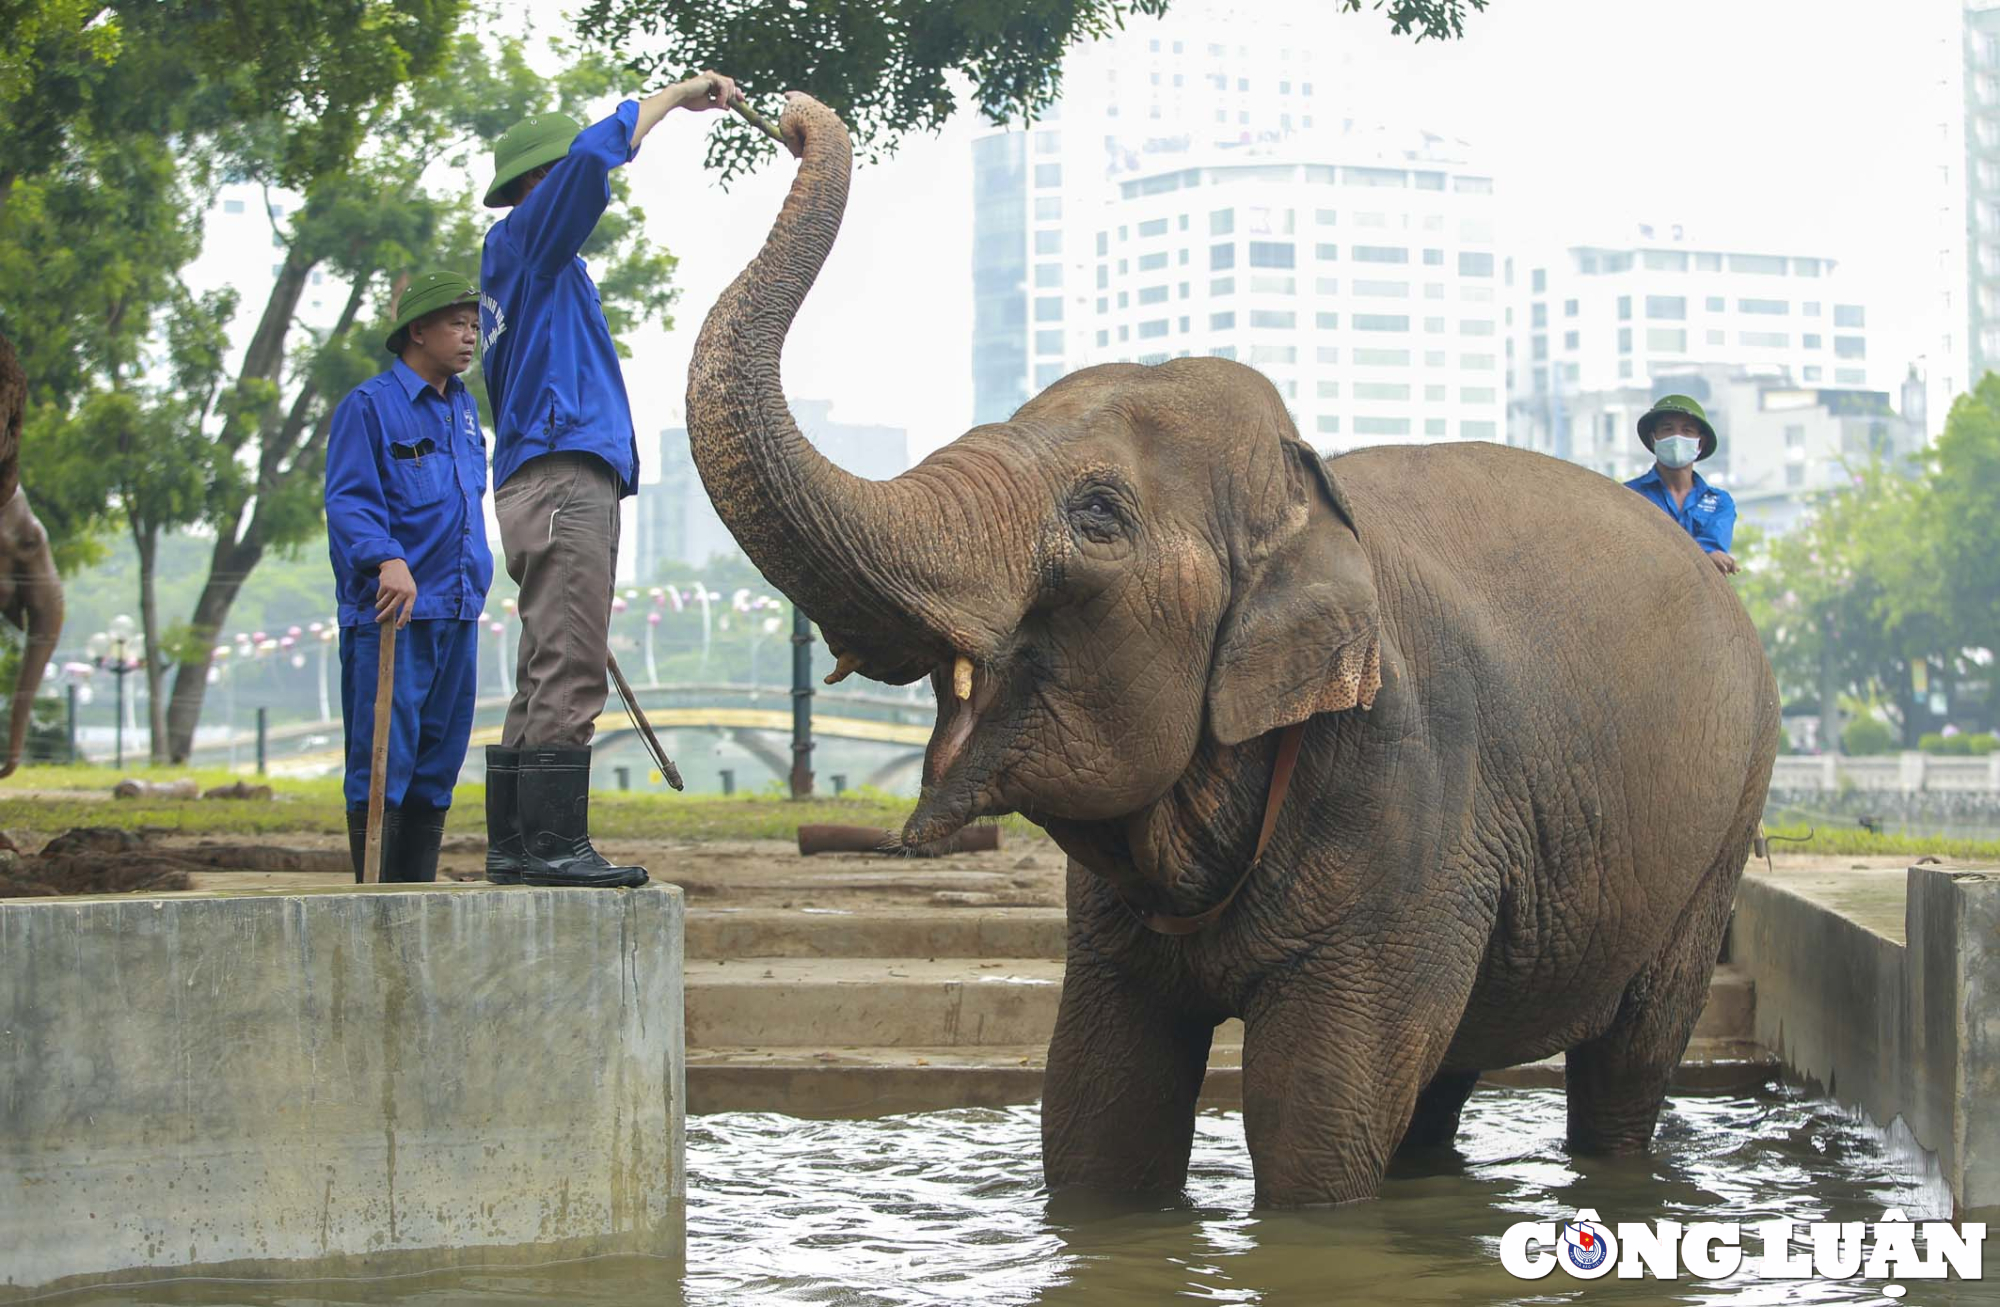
left=0, top=333, right=64, bottom=778
left=685, top=97, right=1781, bottom=1206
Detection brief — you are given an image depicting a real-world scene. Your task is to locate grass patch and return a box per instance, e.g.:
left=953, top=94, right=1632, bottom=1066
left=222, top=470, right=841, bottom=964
left=1761, top=822, right=2000, bottom=862
left=0, top=764, right=1038, bottom=844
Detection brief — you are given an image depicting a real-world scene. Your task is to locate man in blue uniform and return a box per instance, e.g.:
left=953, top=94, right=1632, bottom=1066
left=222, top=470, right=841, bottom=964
left=324, top=272, right=494, bottom=882
left=1625, top=393, right=1739, bottom=575
left=478, top=71, right=740, bottom=889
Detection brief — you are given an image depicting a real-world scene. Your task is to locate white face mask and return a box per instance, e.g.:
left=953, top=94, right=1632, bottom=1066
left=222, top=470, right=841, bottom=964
left=1654, top=434, right=1700, bottom=469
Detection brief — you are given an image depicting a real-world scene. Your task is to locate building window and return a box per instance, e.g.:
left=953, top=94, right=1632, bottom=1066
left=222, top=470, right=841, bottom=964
left=1179, top=281, right=1191, bottom=298
left=1461, top=386, right=1496, bottom=404
left=1835, top=335, right=1866, bottom=359
left=1727, top=253, right=1787, bottom=275
left=1035, top=296, right=1063, bottom=322
left=1095, top=329, right=1108, bottom=347
left=1035, top=196, right=1062, bottom=221
left=1210, top=243, right=1236, bottom=270
left=1315, top=243, right=1339, bottom=261
left=1035, top=229, right=1062, bottom=255
left=1138, top=218, right=1169, bottom=238
left=1423, top=248, right=1444, bottom=266
left=1354, top=314, right=1410, bottom=332
left=1619, top=359, right=1633, bottom=378
left=1462, top=420, right=1497, bottom=439
left=1646, top=295, right=1686, bottom=320
left=222, top=198, right=246, bottom=214
left=1532, top=303, right=1548, bottom=329
left=1211, top=277, right=1235, bottom=296
left=1035, top=363, right=1064, bottom=387
left=1211, top=209, right=1235, bottom=235
left=1354, top=348, right=1410, bottom=366
left=1248, top=241, right=1296, bottom=269
left=1315, top=312, right=1339, bottom=329
left=1179, top=249, right=1191, bottom=265
left=1139, top=251, right=1168, bottom=271
left=1034, top=164, right=1061, bottom=188
left=1836, top=367, right=1866, bottom=384
left=1460, top=353, right=1497, bottom=370
left=1316, top=208, right=1338, bottom=226
left=1354, top=280, right=1408, bottom=297
left=1648, top=327, right=1688, bottom=352
left=1425, top=417, right=1447, bottom=436
left=1249, top=345, right=1297, bottom=365
left=1139, top=319, right=1170, bottom=339
left=1354, top=416, right=1411, bottom=436
left=1210, top=311, right=1237, bottom=330
left=1739, top=330, right=1788, bottom=348
left=1835, top=304, right=1866, bottom=328
left=1316, top=277, right=1340, bottom=295
left=1460, top=319, right=1496, bottom=336
left=1707, top=329, right=1725, bottom=345
left=1531, top=268, right=1547, bottom=293
left=1352, top=245, right=1409, bottom=264
left=1803, top=365, right=1822, bottom=381
left=1318, top=346, right=1340, bottom=364
left=1035, top=264, right=1062, bottom=288
left=1617, top=295, right=1632, bottom=321
left=1695, top=252, right=1722, bottom=271
left=1249, top=275, right=1295, bottom=295
left=1251, top=310, right=1296, bottom=329
left=1139, top=285, right=1169, bottom=305
left=1705, top=296, right=1725, bottom=312
left=1563, top=298, right=1578, bottom=317
left=1179, top=214, right=1190, bottom=231
left=1803, top=333, right=1822, bottom=349
left=1425, top=384, right=1447, bottom=402
left=1739, top=298, right=1789, bottom=315
left=1618, top=327, right=1633, bottom=353
left=1318, top=380, right=1341, bottom=398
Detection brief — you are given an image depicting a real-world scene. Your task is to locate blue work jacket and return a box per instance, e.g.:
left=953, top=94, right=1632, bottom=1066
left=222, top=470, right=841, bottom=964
left=324, top=360, right=494, bottom=628
left=479, top=101, right=642, bottom=498
left=1625, top=466, right=1737, bottom=553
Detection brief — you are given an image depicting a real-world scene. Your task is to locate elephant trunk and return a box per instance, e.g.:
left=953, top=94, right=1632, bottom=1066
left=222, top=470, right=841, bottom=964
left=686, top=94, right=1020, bottom=683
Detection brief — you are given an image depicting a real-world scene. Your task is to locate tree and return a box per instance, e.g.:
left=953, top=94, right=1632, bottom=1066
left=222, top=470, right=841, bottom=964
left=1926, top=374, right=2000, bottom=668
left=157, top=35, right=682, bottom=760
left=573, top=0, right=1491, bottom=179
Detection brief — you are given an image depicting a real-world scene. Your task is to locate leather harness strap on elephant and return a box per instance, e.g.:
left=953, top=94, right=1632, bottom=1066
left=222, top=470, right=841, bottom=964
left=1124, top=721, right=1308, bottom=937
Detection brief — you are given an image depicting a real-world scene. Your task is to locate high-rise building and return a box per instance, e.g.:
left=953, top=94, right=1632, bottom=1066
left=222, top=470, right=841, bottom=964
left=1965, top=4, right=2000, bottom=389
left=635, top=400, right=909, bottom=578
left=1507, top=231, right=1875, bottom=464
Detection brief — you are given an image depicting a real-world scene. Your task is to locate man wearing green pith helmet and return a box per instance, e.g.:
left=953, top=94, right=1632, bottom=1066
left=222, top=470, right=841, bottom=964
left=478, top=72, right=742, bottom=889
left=1625, top=393, right=1739, bottom=576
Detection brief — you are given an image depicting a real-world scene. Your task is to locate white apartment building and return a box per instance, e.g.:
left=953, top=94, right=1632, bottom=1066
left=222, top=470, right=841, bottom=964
left=1065, top=143, right=1503, bottom=449
left=1508, top=230, right=1876, bottom=463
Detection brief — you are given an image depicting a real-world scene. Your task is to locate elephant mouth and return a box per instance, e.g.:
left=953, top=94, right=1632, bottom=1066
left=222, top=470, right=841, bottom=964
left=902, top=654, right=1014, bottom=848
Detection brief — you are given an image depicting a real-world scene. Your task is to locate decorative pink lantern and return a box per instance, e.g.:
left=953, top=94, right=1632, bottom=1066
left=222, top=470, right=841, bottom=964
left=648, top=610, right=662, bottom=626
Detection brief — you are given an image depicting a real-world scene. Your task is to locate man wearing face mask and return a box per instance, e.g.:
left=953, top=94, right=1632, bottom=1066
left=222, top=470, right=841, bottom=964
left=1624, top=394, right=1738, bottom=575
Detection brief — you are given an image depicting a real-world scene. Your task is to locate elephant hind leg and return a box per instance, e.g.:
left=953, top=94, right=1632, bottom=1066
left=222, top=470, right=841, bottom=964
left=1396, top=1067, right=1482, bottom=1155
left=1564, top=835, right=1747, bottom=1154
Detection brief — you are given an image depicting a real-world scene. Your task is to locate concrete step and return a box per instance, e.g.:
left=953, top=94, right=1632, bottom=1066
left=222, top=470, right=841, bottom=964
left=686, top=1037, right=1781, bottom=1117
left=687, top=954, right=1750, bottom=1051
left=686, top=908, right=1066, bottom=960
left=1694, top=964, right=1754, bottom=1039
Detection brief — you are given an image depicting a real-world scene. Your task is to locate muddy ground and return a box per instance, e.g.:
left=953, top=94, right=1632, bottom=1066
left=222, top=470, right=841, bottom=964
left=0, top=821, right=1961, bottom=912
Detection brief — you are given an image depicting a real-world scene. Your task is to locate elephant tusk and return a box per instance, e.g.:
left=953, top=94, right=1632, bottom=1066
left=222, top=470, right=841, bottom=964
left=953, top=655, right=973, bottom=702
left=824, top=652, right=864, bottom=685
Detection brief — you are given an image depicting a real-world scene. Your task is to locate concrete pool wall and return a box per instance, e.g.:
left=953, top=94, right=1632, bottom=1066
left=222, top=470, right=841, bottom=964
left=0, top=883, right=685, bottom=1299
left=1732, top=863, right=1999, bottom=1217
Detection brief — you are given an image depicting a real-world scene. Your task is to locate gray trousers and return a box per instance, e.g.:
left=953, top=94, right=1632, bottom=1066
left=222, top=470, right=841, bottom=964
left=494, top=452, right=619, bottom=749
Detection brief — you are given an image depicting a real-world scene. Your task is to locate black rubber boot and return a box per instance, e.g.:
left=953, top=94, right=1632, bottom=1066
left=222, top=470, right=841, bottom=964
left=516, top=746, right=647, bottom=888
left=393, top=806, right=447, bottom=883
left=484, top=746, right=526, bottom=884
left=345, top=805, right=404, bottom=884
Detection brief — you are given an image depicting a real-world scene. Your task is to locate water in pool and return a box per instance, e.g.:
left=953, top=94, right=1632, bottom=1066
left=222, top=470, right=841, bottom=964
left=54, top=1085, right=1995, bottom=1305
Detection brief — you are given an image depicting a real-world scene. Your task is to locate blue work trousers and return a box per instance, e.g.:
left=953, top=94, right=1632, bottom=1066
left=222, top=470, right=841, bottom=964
left=339, top=618, right=480, bottom=810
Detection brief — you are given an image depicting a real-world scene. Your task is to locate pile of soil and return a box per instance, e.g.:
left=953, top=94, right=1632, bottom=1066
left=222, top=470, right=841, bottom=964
left=0, top=827, right=348, bottom=898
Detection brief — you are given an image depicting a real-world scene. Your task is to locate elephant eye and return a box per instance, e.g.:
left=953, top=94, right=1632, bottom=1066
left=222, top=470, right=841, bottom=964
left=1067, top=488, right=1126, bottom=544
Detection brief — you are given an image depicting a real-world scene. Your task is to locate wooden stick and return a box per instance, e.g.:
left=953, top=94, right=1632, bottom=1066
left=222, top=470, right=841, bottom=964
left=732, top=98, right=786, bottom=144
left=608, top=651, right=684, bottom=791
left=363, top=622, right=397, bottom=884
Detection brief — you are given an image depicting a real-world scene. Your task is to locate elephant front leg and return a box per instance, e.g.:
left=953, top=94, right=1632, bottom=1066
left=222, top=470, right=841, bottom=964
left=1241, top=974, right=1464, bottom=1206
left=1042, top=955, right=1215, bottom=1195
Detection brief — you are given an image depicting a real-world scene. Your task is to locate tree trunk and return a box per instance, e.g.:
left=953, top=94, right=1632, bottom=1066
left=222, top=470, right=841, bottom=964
left=1818, top=616, right=1841, bottom=754
left=164, top=535, right=262, bottom=762
left=133, top=517, right=168, bottom=763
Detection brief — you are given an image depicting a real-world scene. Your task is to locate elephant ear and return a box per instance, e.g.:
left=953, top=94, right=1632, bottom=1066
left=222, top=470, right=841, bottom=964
left=1206, top=444, right=1383, bottom=748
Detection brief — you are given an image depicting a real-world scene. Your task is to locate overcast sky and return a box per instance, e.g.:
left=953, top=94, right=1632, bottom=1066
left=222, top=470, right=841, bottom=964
left=506, top=0, right=1950, bottom=465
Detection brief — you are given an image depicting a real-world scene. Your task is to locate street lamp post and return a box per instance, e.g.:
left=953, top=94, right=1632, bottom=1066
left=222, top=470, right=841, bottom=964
left=88, top=614, right=140, bottom=769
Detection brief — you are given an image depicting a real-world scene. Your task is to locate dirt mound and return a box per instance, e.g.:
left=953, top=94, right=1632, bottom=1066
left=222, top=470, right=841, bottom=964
left=0, top=856, right=193, bottom=897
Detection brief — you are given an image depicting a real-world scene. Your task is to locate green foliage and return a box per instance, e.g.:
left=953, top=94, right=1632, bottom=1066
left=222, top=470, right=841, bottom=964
left=1840, top=716, right=1897, bottom=757
left=1917, top=731, right=1999, bottom=756
left=573, top=0, right=1488, bottom=180
left=1758, top=822, right=2000, bottom=861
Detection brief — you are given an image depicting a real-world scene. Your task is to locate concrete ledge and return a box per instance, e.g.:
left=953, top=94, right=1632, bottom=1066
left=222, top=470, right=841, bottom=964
left=0, top=883, right=685, bottom=1298
left=1734, top=865, right=2000, bottom=1215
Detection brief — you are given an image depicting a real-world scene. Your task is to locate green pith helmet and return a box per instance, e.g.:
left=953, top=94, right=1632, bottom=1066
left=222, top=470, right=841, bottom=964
left=384, top=272, right=479, bottom=355
left=484, top=112, right=580, bottom=208
left=1636, top=393, right=1718, bottom=462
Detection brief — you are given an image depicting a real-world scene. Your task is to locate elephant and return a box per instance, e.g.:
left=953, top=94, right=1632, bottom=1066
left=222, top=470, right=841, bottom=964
left=685, top=95, right=1780, bottom=1206
left=0, top=332, right=64, bottom=778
